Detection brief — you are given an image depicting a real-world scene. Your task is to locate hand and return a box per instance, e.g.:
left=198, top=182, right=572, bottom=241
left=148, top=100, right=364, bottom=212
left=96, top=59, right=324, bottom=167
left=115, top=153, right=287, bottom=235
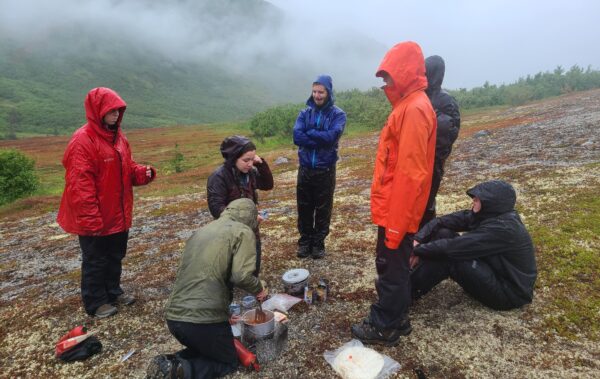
left=384, top=237, right=400, bottom=250
left=413, top=240, right=420, bottom=248
left=257, top=214, right=264, bottom=224
left=146, top=166, right=153, bottom=178
left=229, top=314, right=242, bottom=325
left=256, top=288, right=269, bottom=302
left=409, top=253, right=420, bottom=270
left=253, top=155, right=263, bottom=165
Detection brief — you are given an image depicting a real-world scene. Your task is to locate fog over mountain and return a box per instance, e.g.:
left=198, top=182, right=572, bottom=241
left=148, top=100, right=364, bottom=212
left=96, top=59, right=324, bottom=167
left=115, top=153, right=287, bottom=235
left=0, top=0, right=391, bottom=134
left=0, top=0, right=385, bottom=90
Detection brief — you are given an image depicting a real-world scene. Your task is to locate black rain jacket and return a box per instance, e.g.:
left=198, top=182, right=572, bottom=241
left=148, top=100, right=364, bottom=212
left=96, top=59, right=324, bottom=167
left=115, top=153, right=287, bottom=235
left=414, top=180, right=537, bottom=305
left=207, top=135, right=273, bottom=219
left=425, top=55, right=461, bottom=161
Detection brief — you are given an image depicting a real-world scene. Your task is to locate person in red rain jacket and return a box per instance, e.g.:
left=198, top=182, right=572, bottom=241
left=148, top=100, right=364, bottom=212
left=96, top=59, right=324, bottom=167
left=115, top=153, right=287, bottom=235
left=351, top=41, right=437, bottom=346
left=57, top=87, right=156, bottom=318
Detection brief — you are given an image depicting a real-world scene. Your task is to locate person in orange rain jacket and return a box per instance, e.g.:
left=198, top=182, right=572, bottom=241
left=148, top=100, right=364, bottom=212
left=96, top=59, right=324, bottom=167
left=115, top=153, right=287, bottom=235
left=57, top=87, right=156, bottom=319
left=351, top=41, right=437, bottom=346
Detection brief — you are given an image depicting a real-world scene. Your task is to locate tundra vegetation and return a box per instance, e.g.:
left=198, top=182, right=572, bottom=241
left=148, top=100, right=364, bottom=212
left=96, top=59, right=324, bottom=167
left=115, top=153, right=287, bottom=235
left=248, top=65, right=600, bottom=142
left=0, top=89, right=598, bottom=378
left=0, top=149, right=38, bottom=206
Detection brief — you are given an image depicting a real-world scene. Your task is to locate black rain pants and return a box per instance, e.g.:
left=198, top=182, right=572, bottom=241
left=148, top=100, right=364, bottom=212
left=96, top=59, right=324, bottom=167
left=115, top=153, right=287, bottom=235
left=410, top=227, right=520, bottom=310
left=368, top=227, right=412, bottom=330
left=167, top=319, right=238, bottom=379
left=420, top=157, right=446, bottom=227
left=296, top=165, right=336, bottom=249
left=78, top=231, right=128, bottom=315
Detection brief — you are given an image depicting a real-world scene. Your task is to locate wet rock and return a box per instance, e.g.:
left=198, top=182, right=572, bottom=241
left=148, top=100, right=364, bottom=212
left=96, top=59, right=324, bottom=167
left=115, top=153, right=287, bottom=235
left=274, top=157, right=289, bottom=165
left=473, top=130, right=491, bottom=138
left=176, top=230, right=194, bottom=240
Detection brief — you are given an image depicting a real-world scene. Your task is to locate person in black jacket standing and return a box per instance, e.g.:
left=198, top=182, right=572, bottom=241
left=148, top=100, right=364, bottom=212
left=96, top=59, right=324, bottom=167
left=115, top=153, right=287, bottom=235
left=410, top=180, right=537, bottom=310
left=293, top=75, right=346, bottom=259
left=421, top=55, right=461, bottom=227
left=207, top=135, right=274, bottom=275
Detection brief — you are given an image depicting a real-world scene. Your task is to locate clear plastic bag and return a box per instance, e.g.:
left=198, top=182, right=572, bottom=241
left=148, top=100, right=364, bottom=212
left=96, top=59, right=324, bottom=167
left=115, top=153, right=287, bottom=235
left=323, top=339, right=400, bottom=379
left=261, top=293, right=303, bottom=312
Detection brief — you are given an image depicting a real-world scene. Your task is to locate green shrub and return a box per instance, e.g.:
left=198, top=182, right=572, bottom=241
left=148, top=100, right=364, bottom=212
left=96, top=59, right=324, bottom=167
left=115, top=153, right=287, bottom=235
left=248, top=87, right=391, bottom=140
left=171, top=144, right=185, bottom=173
left=0, top=149, right=39, bottom=205
left=249, top=103, right=302, bottom=141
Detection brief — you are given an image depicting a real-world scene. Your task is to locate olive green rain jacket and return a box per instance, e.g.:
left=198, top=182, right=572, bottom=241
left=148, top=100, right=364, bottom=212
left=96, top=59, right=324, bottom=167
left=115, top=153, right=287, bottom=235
left=165, top=198, right=263, bottom=324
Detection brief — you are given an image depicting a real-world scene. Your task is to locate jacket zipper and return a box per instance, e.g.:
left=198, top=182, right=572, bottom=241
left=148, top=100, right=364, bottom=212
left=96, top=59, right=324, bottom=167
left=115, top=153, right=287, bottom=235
left=311, top=111, right=322, bottom=168
left=381, top=147, right=389, bottom=185
left=115, top=139, right=126, bottom=228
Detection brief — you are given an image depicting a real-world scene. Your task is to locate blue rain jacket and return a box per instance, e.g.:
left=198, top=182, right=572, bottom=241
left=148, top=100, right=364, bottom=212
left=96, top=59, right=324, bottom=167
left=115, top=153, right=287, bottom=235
left=293, top=75, right=346, bottom=169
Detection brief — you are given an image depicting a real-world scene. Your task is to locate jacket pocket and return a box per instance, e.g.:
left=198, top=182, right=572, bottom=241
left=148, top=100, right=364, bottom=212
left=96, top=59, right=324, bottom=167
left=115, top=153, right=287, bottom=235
left=380, top=144, right=397, bottom=185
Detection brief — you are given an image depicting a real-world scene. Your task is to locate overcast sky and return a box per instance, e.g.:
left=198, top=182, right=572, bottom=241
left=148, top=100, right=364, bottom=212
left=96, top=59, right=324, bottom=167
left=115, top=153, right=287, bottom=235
left=1, top=0, right=598, bottom=91
left=268, top=0, right=600, bottom=89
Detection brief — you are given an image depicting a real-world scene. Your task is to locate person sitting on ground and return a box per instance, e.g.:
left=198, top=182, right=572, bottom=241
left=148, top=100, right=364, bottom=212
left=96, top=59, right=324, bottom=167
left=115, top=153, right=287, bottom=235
left=207, top=135, right=273, bottom=276
left=410, top=180, right=537, bottom=310
left=147, top=198, right=268, bottom=379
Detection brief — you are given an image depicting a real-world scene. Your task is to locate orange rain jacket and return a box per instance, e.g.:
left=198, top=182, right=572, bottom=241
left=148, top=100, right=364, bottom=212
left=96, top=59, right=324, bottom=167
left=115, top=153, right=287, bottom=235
left=370, top=42, right=437, bottom=249
left=57, top=88, right=155, bottom=236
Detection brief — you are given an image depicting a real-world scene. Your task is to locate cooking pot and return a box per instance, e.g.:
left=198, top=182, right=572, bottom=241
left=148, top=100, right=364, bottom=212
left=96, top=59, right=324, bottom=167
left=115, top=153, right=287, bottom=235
left=282, top=268, right=309, bottom=296
left=242, top=309, right=275, bottom=342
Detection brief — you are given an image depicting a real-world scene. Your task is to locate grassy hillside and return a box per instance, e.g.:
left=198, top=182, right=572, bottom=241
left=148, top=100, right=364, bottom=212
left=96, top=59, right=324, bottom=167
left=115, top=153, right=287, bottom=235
left=0, top=0, right=386, bottom=139
left=0, top=35, right=302, bottom=137
left=0, top=0, right=297, bottom=137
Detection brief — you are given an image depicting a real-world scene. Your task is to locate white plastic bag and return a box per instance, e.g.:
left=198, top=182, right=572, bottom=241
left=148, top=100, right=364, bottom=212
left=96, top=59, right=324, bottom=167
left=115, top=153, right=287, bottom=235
left=323, top=339, right=401, bottom=379
left=261, top=293, right=302, bottom=312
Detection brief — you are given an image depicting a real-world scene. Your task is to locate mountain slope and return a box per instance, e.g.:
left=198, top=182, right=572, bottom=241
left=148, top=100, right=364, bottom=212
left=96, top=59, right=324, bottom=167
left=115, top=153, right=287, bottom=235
left=0, top=0, right=386, bottom=137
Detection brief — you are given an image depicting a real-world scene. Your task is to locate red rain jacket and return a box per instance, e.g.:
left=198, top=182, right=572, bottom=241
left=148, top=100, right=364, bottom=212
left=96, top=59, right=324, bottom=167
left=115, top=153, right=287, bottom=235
left=57, top=87, right=155, bottom=236
left=370, top=42, right=437, bottom=249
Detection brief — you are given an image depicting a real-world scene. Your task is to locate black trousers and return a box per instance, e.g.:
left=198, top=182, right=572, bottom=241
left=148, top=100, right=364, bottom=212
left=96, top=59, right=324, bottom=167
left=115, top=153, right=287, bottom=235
left=410, top=228, right=518, bottom=310
left=167, top=319, right=238, bottom=379
left=78, top=231, right=128, bottom=315
left=296, top=165, right=336, bottom=248
left=369, top=227, right=412, bottom=330
left=253, top=238, right=261, bottom=277
left=420, top=157, right=446, bottom=228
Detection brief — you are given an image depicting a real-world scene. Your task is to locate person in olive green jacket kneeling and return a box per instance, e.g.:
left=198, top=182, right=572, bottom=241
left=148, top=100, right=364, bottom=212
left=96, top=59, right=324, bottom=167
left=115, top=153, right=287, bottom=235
left=147, top=198, right=267, bottom=379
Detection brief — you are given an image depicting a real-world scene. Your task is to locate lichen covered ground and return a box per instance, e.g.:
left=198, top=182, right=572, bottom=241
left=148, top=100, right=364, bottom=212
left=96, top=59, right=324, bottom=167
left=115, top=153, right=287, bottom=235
left=1, top=90, right=599, bottom=378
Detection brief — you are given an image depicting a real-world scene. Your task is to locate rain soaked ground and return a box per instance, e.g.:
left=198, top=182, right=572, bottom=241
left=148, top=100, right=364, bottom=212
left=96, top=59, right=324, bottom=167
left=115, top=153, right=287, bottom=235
left=1, top=90, right=599, bottom=378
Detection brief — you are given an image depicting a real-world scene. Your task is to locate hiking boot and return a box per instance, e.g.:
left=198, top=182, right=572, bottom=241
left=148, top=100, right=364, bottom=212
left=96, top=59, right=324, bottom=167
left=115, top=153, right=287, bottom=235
left=174, top=357, right=192, bottom=379
left=350, top=319, right=412, bottom=347
left=297, top=245, right=311, bottom=258
left=94, top=303, right=118, bottom=318
left=311, top=246, right=325, bottom=259
left=114, top=294, right=136, bottom=306
left=146, top=354, right=178, bottom=379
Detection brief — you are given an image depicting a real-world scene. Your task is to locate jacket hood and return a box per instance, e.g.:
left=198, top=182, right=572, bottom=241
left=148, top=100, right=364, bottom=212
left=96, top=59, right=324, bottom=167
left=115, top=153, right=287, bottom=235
left=220, top=135, right=252, bottom=167
left=376, top=41, right=428, bottom=106
left=467, top=180, right=516, bottom=218
left=221, top=198, right=258, bottom=230
left=307, top=74, right=335, bottom=109
left=425, top=55, right=445, bottom=95
left=84, top=87, right=127, bottom=136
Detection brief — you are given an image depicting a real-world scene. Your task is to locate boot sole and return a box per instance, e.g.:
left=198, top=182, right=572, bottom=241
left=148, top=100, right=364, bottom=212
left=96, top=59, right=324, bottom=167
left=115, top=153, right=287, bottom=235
left=351, top=325, right=412, bottom=347
left=95, top=309, right=117, bottom=318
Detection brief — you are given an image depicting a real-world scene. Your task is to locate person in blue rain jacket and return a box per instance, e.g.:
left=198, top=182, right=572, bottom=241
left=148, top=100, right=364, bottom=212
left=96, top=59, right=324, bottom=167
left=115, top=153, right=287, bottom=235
left=293, top=74, right=346, bottom=259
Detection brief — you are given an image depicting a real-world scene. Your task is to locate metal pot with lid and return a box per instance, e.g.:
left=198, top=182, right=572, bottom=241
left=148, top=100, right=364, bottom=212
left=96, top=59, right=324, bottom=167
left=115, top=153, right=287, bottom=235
left=282, top=268, right=310, bottom=296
